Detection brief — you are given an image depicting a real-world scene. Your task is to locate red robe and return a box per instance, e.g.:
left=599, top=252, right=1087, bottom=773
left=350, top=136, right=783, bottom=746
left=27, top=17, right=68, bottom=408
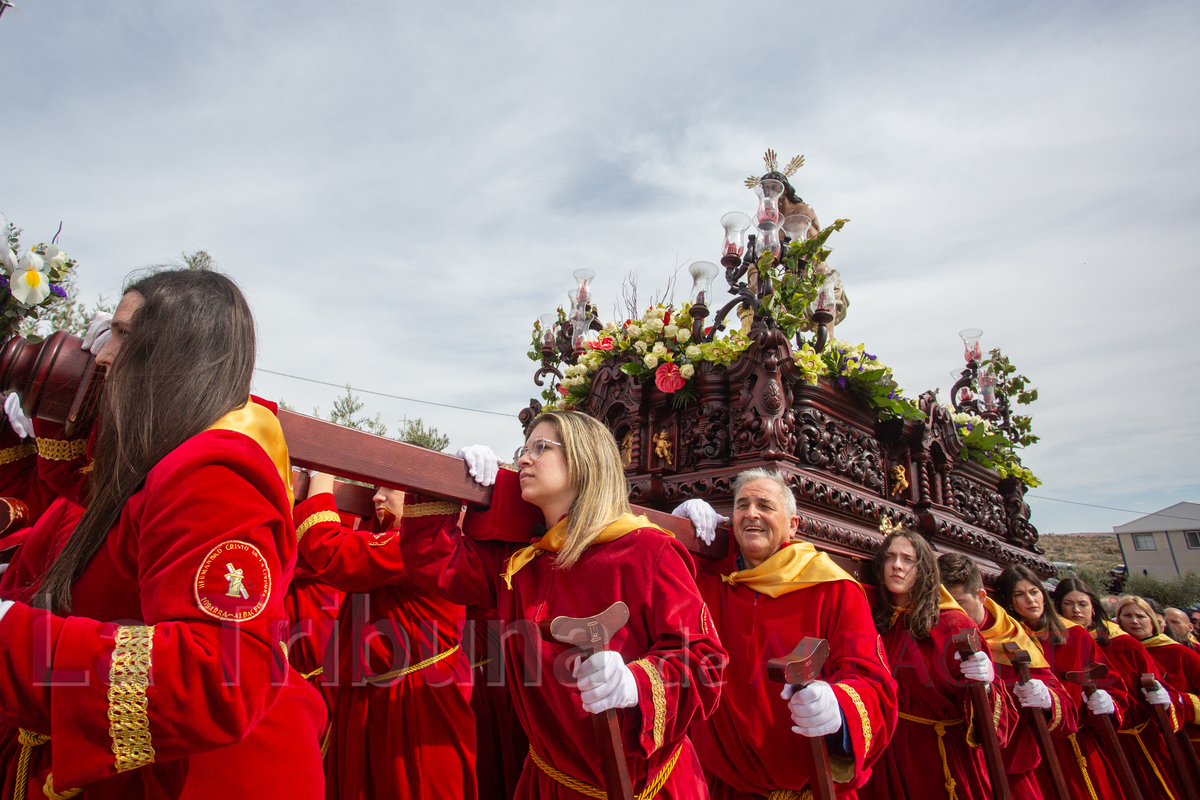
left=859, top=605, right=1014, bottom=800
left=0, top=425, right=57, bottom=531
left=398, top=494, right=727, bottom=800
left=688, top=541, right=897, bottom=799
left=1030, top=622, right=1129, bottom=800
left=466, top=602, right=528, bottom=800
left=1093, top=625, right=1187, bottom=800
left=0, top=421, right=326, bottom=799
left=295, top=492, right=476, bottom=800
left=1143, top=635, right=1200, bottom=755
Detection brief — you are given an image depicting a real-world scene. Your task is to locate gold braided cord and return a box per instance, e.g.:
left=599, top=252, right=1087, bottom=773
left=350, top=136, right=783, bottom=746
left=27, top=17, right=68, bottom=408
left=14, top=729, right=49, bottom=800
left=106, top=625, right=155, bottom=772
left=766, top=791, right=813, bottom=800
left=1066, top=733, right=1099, bottom=800
left=1047, top=691, right=1063, bottom=733
left=528, top=742, right=683, bottom=800
left=836, top=683, right=873, bottom=755
left=897, top=712, right=963, bottom=800
left=41, top=774, right=82, bottom=800
left=0, top=443, right=36, bottom=465
left=402, top=501, right=462, bottom=518
left=35, top=438, right=87, bottom=461
left=1118, top=721, right=1178, bottom=800
left=1188, top=693, right=1200, bottom=726
left=296, top=510, right=340, bottom=542
left=365, top=644, right=459, bottom=684
left=1170, top=701, right=1181, bottom=732
left=630, top=658, right=666, bottom=753
left=470, top=657, right=493, bottom=669
left=300, top=666, right=324, bottom=680
left=279, top=640, right=289, bottom=662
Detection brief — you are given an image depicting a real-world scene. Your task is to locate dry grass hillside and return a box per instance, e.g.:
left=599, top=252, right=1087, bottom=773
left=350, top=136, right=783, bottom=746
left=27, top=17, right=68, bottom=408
left=1037, top=533, right=1124, bottom=575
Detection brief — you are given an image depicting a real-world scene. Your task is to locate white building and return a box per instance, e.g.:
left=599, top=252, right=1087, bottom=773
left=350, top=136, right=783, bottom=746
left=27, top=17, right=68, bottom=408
left=1114, top=502, right=1200, bottom=579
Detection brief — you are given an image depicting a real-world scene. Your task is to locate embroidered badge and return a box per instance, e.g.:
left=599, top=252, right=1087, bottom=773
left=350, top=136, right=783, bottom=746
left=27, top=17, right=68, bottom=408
left=194, top=540, right=272, bottom=621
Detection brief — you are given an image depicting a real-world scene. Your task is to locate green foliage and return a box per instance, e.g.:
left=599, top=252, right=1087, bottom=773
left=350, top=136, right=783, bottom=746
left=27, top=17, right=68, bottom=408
left=313, top=385, right=449, bottom=452
left=2, top=224, right=82, bottom=342
left=182, top=250, right=215, bottom=271
left=397, top=418, right=450, bottom=452
left=276, top=398, right=295, bottom=412
left=1123, top=572, right=1200, bottom=610
left=983, top=347, right=1039, bottom=448
left=1064, top=566, right=1119, bottom=596
left=760, top=219, right=848, bottom=340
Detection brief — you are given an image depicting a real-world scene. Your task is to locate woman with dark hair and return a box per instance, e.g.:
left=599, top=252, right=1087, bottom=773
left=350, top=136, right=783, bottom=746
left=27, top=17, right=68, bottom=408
left=0, top=270, right=325, bottom=799
left=996, top=566, right=1128, bottom=800
left=1116, top=594, right=1200, bottom=773
left=397, top=410, right=727, bottom=799
left=1053, top=579, right=1186, bottom=800
left=859, top=528, right=1011, bottom=800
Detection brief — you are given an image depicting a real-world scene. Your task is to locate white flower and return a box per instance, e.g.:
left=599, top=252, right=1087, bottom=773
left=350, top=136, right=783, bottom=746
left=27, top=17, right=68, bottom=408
left=651, top=342, right=667, bottom=357
left=644, top=318, right=664, bottom=333
left=680, top=364, right=695, bottom=379
left=40, top=245, right=68, bottom=272
left=685, top=345, right=701, bottom=359
left=676, top=328, right=691, bottom=344
left=663, top=324, right=679, bottom=338
left=644, top=354, right=658, bottom=368
left=10, top=249, right=50, bottom=305
left=634, top=341, right=648, bottom=354
left=627, top=324, right=642, bottom=337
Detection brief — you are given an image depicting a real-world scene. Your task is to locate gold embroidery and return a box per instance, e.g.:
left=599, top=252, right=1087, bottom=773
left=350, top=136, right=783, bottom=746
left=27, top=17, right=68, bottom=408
left=1188, top=693, right=1200, bottom=726
left=402, top=501, right=462, bottom=518
left=836, top=683, right=873, bottom=755
left=0, top=443, right=36, bottom=465
left=279, top=640, right=289, bottom=661
left=631, top=658, right=667, bottom=753
left=529, top=742, right=683, bottom=800
left=41, top=774, right=82, bottom=800
left=107, top=625, right=155, bottom=772
left=1170, top=701, right=1181, bottom=732
left=300, top=666, right=324, bottom=681
left=897, top=712, right=963, bottom=800
left=1067, top=733, right=1099, bottom=800
left=700, top=604, right=710, bottom=636
left=766, top=791, right=813, bottom=800
left=35, top=438, right=88, bottom=461
left=296, top=510, right=340, bottom=542
left=365, top=643, right=459, bottom=684
left=993, top=688, right=1003, bottom=732
left=1047, top=689, right=1063, bottom=733
left=15, top=729, right=49, bottom=800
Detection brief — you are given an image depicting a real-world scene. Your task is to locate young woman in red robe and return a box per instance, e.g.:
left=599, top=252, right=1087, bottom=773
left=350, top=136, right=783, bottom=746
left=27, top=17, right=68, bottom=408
left=995, top=566, right=1128, bottom=800
left=294, top=475, right=476, bottom=799
left=859, top=528, right=1010, bottom=800
left=1117, top=595, right=1200, bottom=777
left=0, top=270, right=326, bottom=799
left=398, top=410, right=727, bottom=799
left=1054, top=579, right=1187, bottom=800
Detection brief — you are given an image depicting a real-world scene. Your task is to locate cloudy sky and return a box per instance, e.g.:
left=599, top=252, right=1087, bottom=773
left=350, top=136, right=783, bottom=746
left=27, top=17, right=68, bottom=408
left=3, top=1, right=1197, bottom=535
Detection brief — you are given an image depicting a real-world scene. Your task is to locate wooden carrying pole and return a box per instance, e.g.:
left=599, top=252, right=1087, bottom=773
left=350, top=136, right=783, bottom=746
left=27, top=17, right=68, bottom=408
left=765, top=638, right=838, bottom=800
left=1063, top=663, right=1144, bottom=800
left=539, top=601, right=634, bottom=800
left=951, top=630, right=1011, bottom=800
left=1002, top=643, right=1070, bottom=800
left=1140, top=673, right=1200, bottom=800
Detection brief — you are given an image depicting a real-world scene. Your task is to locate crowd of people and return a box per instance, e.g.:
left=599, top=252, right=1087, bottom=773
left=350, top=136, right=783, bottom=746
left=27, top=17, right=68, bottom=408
left=0, top=267, right=1196, bottom=800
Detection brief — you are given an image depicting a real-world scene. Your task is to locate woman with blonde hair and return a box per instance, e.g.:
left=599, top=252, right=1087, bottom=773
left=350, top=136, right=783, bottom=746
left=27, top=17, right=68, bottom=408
left=398, top=410, right=727, bottom=799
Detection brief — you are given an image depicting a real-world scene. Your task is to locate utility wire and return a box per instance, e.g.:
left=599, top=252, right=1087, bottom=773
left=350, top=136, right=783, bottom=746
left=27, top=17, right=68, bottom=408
left=254, top=367, right=517, bottom=418
left=1028, top=494, right=1199, bottom=523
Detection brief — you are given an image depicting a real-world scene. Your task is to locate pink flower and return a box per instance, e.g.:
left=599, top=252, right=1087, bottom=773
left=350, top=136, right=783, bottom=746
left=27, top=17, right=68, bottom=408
left=557, top=385, right=568, bottom=396
left=655, top=362, right=686, bottom=393
left=587, top=336, right=614, bottom=351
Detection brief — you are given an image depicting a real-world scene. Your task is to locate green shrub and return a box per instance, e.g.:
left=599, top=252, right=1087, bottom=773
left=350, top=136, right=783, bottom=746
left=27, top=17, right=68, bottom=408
left=1121, top=571, right=1200, bottom=609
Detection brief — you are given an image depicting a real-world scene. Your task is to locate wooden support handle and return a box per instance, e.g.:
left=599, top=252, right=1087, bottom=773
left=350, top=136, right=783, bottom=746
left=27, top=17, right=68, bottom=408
left=1064, top=663, right=1143, bottom=800
left=951, top=631, right=1011, bottom=800
left=539, top=602, right=634, bottom=800
left=1141, top=674, right=1200, bottom=800
left=765, top=638, right=837, bottom=800
left=1002, top=643, right=1068, bottom=800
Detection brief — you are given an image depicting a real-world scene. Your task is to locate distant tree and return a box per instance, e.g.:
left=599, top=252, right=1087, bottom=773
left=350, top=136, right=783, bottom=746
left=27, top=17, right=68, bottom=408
left=276, top=398, right=295, bottom=412
left=182, top=250, right=215, bottom=271
left=1123, top=571, right=1200, bottom=610
left=314, top=385, right=388, bottom=437
left=398, top=418, right=450, bottom=452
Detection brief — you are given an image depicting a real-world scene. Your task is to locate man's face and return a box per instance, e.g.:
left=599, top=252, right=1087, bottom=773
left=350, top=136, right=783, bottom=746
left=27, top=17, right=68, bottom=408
left=95, top=290, right=144, bottom=370
left=732, top=478, right=799, bottom=568
left=1190, top=611, right=1200, bottom=635
left=946, top=585, right=987, bottom=626
left=1166, top=609, right=1193, bottom=640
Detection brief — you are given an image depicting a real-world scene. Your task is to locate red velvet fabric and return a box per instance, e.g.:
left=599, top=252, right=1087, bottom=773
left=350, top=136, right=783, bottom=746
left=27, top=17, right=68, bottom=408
left=688, top=543, right=897, bottom=798
left=0, top=428, right=326, bottom=799
left=1144, top=637, right=1200, bottom=758
left=398, top=487, right=728, bottom=800
left=294, top=492, right=476, bottom=800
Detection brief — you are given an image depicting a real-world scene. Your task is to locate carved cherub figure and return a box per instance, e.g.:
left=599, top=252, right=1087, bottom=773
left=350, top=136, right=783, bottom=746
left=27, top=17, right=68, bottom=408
left=652, top=429, right=673, bottom=466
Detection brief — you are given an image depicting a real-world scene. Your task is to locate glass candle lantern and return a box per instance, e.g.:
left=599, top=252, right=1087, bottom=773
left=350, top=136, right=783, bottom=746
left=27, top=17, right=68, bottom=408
left=720, top=212, right=751, bottom=257
left=572, top=268, right=595, bottom=310
left=688, top=261, right=719, bottom=307
left=951, top=370, right=974, bottom=403
left=754, top=179, right=784, bottom=229
left=571, top=311, right=595, bottom=352
left=781, top=214, right=812, bottom=243
left=538, top=313, right=557, bottom=347
left=757, top=225, right=781, bottom=258
left=959, top=328, right=983, bottom=362
left=810, top=271, right=838, bottom=314
left=978, top=368, right=998, bottom=411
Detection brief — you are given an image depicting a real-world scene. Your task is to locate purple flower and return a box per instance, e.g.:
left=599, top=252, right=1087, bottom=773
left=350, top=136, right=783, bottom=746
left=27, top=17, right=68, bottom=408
left=837, top=376, right=847, bottom=388
left=0, top=276, right=8, bottom=289
left=49, top=284, right=66, bottom=298
left=864, top=352, right=876, bottom=360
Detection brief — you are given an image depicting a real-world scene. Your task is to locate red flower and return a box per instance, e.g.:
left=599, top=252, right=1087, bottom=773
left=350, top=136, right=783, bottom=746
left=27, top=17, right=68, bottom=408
left=557, top=385, right=568, bottom=396
left=587, top=336, right=614, bottom=351
left=654, top=362, right=686, bottom=393
left=703, top=326, right=713, bottom=336
left=663, top=309, right=671, bottom=326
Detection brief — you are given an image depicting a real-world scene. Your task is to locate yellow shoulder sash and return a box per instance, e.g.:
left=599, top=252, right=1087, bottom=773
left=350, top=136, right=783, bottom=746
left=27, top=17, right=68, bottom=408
left=502, top=513, right=667, bottom=589
left=721, top=541, right=858, bottom=598
left=207, top=399, right=294, bottom=506
left=979, top=597, right=1049, bottom=668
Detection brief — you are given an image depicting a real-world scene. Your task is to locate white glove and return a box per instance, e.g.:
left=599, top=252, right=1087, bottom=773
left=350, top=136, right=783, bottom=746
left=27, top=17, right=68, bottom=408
left=1085, top=688, right=1116, bottom=716
left=0, top=599, right=11, bottom=624
left=1142, top=681, right=1171, bottom=707
left=954, top=651, right=995, bottom=684
left=782, top=680, right=843, bottom=738
left=671, top=499, right=728, bottom=546
left=4, top=394, right=32, bottom=439
left=574, top=651, right=638, bottom=714
left=81, top=311, right=112, bottom=354
left=455, top=445, right=499, bottom=486
left=1013, top=678, right=1053, bottom=709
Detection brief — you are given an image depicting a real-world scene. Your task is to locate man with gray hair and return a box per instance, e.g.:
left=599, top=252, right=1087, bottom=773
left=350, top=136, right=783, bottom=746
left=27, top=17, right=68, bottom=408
left=673, top=468, right=897, bottom=797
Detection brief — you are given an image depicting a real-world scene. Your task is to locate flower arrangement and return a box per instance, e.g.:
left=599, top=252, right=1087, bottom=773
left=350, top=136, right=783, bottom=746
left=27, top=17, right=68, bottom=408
left=793, top=338, right=925, bottom=421
left=528, top=303, right=751, bottom=411
left=0, top=215, right=76, bottom=342
left=944, top=405, right=1041, bottom=487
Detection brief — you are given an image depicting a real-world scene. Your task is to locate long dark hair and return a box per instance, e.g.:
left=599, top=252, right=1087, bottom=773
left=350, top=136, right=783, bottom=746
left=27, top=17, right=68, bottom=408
left=995, top=565, right=1067, bottom=644
left=872, top=529, right=941, bottom=639
left=38, top=270, right=256, bottom=612
left=1051, top=577, right=1110, bottom=634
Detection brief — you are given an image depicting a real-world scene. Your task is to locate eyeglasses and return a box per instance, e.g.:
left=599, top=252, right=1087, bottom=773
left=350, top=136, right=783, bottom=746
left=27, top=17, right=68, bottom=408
left=514, top=437, right=563, bottom=462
